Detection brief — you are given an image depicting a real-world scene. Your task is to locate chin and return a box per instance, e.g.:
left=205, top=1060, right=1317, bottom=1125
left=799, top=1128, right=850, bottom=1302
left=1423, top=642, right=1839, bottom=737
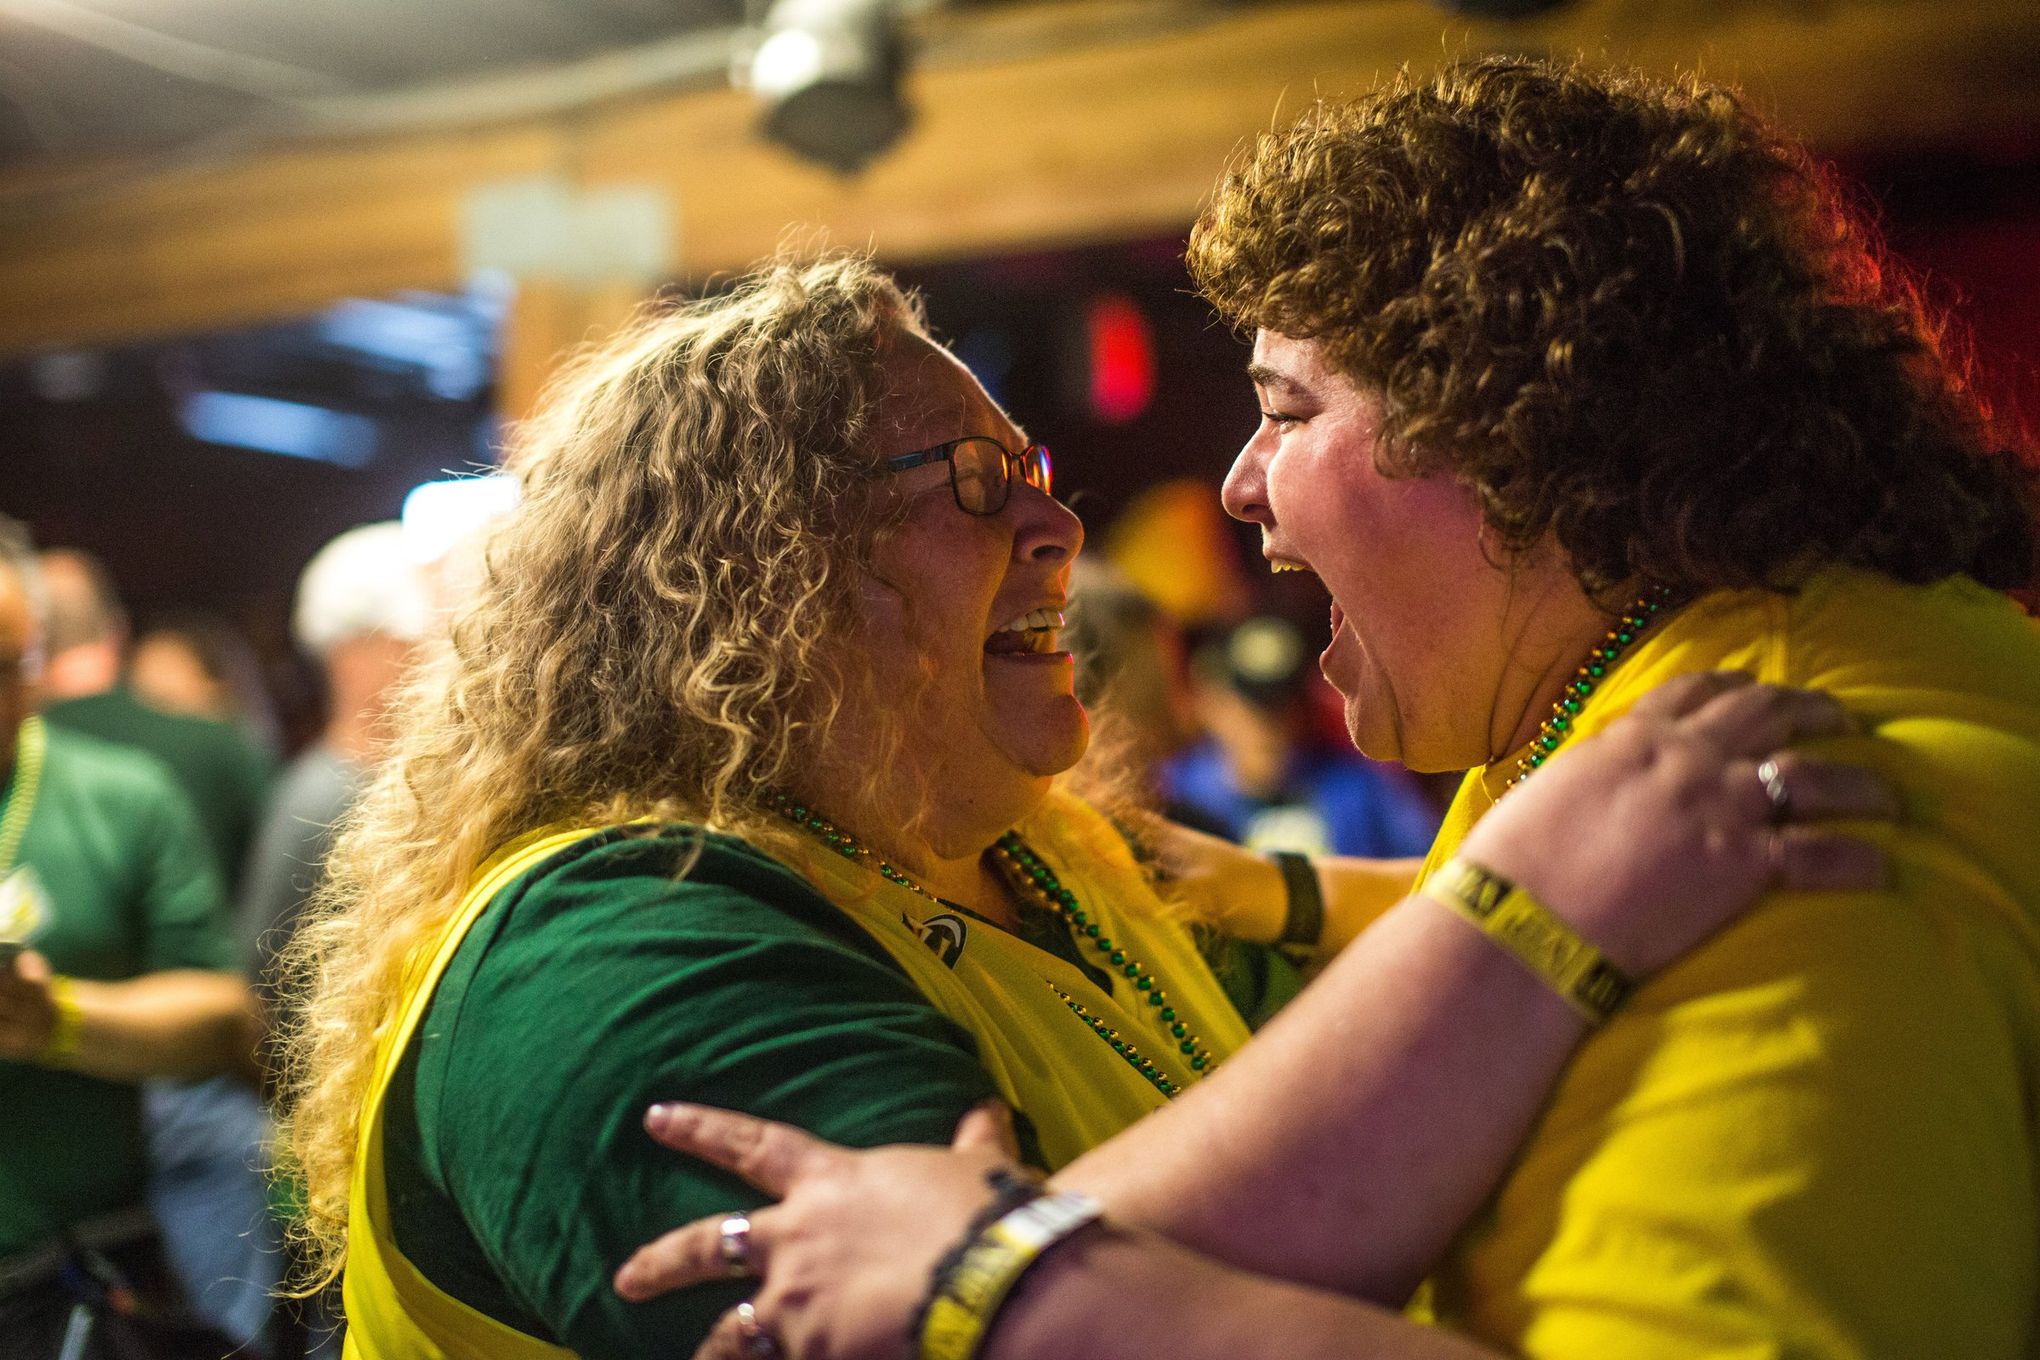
left=1346, top=696, right=1485, bottom=775
left=1343, top=692, right=1427, bottom=770
left=1041, top=699, right=1094, bottom=775
left=1012, top=696, right=1092, bottom=778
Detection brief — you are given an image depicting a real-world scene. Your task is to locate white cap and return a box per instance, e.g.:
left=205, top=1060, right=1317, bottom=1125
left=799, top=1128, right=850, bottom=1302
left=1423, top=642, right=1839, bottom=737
left=292, top=522, right=434, bottom=657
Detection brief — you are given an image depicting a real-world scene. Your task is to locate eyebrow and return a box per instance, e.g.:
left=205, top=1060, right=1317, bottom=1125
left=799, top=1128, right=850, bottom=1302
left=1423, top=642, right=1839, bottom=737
left=1246, top=362, right=1305, bottom=396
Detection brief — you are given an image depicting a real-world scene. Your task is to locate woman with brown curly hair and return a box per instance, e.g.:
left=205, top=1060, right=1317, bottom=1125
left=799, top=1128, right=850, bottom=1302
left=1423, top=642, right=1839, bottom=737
left=615, top=56, right=2040, bottom=1360
left=279, top=245, right=1877, bottom=1360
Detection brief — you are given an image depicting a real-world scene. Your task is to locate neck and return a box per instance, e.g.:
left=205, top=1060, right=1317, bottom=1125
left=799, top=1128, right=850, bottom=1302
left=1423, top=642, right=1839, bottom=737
left=322, top=639, right=412, bottom=765
left=322, top=688, right=394, bottom=764
left=785, top=778, right=1039, bottom=931
left=1485, top=576, right=1621, bottom=764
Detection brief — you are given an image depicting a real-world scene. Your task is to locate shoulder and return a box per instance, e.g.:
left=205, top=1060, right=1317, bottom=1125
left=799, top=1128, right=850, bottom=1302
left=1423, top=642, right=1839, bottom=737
left=45, top=691, right=270, bottom=789
left=1781, top=569, right=2040, bottom=710
left=490, top=823, right=888, bottom=957
left=153, top=705, right=274, bottom=783
left=40, top=722, right=188, bottom=810
left=427, top=824, right=942, bottom=1087
left=268, top=747, right=362, bottom=822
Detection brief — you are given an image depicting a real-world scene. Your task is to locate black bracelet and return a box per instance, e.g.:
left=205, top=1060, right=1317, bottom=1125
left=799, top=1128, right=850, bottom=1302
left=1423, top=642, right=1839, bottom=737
left=1272, top=850, right=1325, bottom=948
left=905, top=1167, right=1044, bottom=1359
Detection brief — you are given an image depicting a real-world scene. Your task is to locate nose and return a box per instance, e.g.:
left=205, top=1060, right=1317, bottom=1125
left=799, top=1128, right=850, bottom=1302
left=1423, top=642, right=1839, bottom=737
left=1221, top=428, right=1274, bottom=527
left=1011, top=484, right=1084, bottom=564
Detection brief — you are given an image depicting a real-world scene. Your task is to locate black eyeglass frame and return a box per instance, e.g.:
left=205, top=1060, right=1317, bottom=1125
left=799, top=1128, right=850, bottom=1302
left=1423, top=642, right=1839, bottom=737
left=869, top=435, right=1053, bottom=516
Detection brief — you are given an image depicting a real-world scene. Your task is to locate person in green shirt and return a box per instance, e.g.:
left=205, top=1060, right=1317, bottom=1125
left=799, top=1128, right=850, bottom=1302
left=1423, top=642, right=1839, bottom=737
left=38, top=547, right=275, bottom=893
left=0, top=519, right=257, bottom=1351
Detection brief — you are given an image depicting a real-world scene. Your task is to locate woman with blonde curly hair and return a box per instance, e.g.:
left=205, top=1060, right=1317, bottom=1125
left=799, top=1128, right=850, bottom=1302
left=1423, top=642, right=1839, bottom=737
left=282, top=250, right=1884, bottom=1359
left=613, top=56, right=2040, bottom=1360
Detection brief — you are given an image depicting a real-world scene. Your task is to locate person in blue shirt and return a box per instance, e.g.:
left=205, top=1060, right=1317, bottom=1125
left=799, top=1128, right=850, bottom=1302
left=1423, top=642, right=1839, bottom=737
left=1165, top=616, right=1439, bottom=858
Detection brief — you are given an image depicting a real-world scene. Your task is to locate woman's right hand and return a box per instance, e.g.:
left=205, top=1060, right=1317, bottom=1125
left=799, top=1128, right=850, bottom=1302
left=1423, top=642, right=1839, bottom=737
left=1459, top=670, right=1900, bottom=978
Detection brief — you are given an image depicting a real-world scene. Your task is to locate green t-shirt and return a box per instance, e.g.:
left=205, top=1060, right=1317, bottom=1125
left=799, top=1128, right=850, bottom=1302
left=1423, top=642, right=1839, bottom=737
left=44, top=688, right=275, bottom=890
left=383, top=826, right=1300, bottom=1357
left=0, top=724, right=238, bottom=1256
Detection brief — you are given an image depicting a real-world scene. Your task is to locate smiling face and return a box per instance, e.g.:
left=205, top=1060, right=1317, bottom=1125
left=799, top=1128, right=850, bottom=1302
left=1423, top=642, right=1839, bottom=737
left=1222, top=330, right=1593, bottom=772
left=824, top=330, right=1089, bottom=850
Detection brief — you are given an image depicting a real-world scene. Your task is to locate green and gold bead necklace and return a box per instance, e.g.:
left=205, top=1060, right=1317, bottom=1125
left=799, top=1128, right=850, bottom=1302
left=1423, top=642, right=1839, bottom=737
left=0, top=716, right=47, bottom=878
left=766, top=792, right=1211, bottom=1097
left=991, top=836, right=1216, bottom=1086
left=1042, top=982, right=1182, bottom=1097
left=765, top=792, right=940, bottom=903
left=1507, top=589, right=1673, bottom=789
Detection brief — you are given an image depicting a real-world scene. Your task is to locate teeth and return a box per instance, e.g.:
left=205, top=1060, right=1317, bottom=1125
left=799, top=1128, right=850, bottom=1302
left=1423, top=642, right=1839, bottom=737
left=995, top=607, right=1066, bottom=634
left=1270, top=560, right=1312, bottom=575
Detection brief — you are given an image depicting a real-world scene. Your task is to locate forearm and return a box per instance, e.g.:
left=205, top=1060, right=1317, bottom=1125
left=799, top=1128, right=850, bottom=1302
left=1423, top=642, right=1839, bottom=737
left=57, top=970, right=259, bottom=1082
left=1158, top=817, right=1418, bottom=954
left=1315, top=855, right=1423, bottom=954
left=982, top=1223, right=1507, bottom=1360
left=1055, top=893, right=1585, bottom=1304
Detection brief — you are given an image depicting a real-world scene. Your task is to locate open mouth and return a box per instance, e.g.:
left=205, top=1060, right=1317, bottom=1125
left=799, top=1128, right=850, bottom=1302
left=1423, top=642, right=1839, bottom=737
left=985, top=607, right=1066, bottom=656
left=1267, top=556, right=1342, bottom=637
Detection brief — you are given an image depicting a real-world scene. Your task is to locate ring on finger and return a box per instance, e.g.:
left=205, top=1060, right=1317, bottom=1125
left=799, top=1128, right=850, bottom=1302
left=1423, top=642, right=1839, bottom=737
left=1756, top=757, right=1793, bottom=824
left=736, top=1301, right=781, bottom=1359
left=718, top=1214, right=756, bottom=1278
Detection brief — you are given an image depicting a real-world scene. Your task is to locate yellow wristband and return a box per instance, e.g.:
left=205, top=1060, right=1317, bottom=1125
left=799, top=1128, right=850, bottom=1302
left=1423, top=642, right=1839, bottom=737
left=920, top=1192, right=1103, bottom=1360
left=43, top=974, right=84, bottom=1065
left=1420, top=858, right=1634, bottom=1022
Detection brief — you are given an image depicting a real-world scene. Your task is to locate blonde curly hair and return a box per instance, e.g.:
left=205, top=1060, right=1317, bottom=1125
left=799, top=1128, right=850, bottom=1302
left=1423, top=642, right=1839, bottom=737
left=276, top=253, right=927, bottom=1287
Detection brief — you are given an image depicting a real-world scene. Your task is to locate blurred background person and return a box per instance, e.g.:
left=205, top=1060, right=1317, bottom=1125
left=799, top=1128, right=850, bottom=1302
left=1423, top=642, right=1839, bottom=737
left=38, top=550, right=275, bottom=893
left=0, top=516, right=257, bottom=1359
left=129, top=612, right=285, bottom=757
left=1061, top=559, right=1216, bottom=834
left=1165, top=616, right=1439, bottom=858
left=240, top=521, right=431, bottom=1037
left=232, top=521, right=431, bottom=1360
left=33, top=547, right=280, bottom=1354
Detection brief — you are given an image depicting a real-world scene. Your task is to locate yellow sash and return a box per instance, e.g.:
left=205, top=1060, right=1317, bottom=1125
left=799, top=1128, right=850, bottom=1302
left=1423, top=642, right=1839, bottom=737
left=788, top=790, right=1252, bottom=1168
left=342, top=826, right=590, bottom=1360
left=342, top=793, right=1248, bottom=1357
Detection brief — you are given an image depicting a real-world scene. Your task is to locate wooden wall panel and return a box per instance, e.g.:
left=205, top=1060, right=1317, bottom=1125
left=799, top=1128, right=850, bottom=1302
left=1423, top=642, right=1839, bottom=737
left=0, top=0, right=2034, bottom=362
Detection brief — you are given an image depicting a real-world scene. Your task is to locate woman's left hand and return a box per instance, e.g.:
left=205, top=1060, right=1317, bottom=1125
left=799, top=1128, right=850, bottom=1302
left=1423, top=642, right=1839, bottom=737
left=614, top=1101, right=1020, bottom=1360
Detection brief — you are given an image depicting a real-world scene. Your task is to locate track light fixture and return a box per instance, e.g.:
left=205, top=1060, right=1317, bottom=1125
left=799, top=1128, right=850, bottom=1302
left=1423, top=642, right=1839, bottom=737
left=747, top=0, right=911, bottom=174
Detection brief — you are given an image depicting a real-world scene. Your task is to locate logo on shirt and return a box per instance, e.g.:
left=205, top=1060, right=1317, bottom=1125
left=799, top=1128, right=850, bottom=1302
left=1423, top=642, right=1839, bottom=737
left=905, top=911, right=967, bottom=968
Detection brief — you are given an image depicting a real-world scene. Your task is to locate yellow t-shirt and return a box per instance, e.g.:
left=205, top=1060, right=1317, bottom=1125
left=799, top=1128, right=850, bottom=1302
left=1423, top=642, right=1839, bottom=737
left=1423, top=568, right=2040, bottom=1359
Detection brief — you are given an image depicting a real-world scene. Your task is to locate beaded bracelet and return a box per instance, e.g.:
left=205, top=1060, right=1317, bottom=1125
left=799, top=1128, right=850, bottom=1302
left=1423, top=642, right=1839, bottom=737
left=917, top=1188, right=1104, bottom=1360
left=1271, top=851, right=1325, bottom=949
left=42, top=975, right=84, bottom=1065
left=1419, top=857, right=1634, bottom=1023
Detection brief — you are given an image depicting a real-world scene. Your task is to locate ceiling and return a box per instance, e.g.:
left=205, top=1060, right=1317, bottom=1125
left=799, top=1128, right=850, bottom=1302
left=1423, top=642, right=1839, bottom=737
left=6, top=0, right=2038, bottom=179
left=0, top=0, right=760, bottom=167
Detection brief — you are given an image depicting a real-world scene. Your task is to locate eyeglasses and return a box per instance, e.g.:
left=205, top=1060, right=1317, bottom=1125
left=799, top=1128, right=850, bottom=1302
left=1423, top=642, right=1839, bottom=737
left=870, top=436, right=1053, bottom=517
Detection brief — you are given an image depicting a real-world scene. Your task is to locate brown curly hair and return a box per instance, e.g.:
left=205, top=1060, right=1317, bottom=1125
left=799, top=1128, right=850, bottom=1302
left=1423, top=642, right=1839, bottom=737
left=1188, top=56, right=2038, bottom=601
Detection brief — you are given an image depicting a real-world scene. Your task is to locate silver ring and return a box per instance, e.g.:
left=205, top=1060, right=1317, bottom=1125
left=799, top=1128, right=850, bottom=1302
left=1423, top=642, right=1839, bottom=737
left=735, top=1301, right=781, bottom=1359
left=718, top=1214, right=755, bottom=1278
left=1756, top=757, right=1792, bottom=824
